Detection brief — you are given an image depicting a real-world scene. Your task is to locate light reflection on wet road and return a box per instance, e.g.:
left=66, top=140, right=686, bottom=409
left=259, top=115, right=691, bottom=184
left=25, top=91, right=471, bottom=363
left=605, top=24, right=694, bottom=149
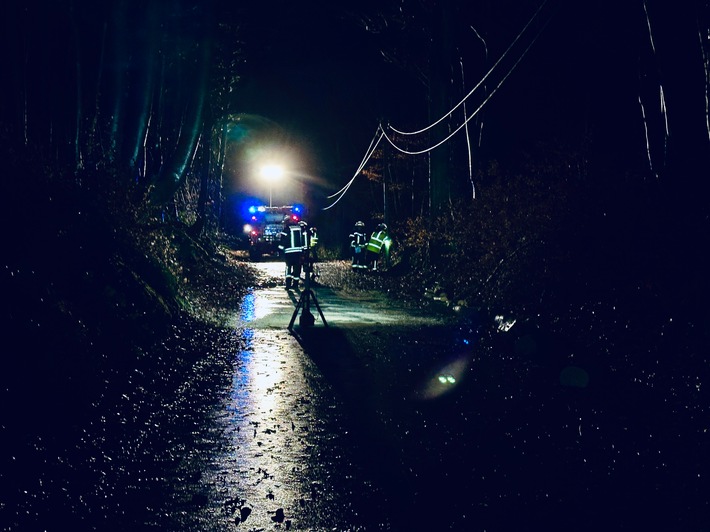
left=1, top=260, right=409, bottom=531
left=5, top=259, right=707, bottom=530
left=228, top=261, right=444, bottom=329
left=186, top=260, right=431, bottom=530
left=193, top=326, right=370, bottom=530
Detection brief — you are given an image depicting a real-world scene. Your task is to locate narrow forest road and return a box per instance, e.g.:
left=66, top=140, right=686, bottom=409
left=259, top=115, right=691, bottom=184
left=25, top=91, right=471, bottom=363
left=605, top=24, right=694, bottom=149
left=184, top=260, right=460, bottom=530
left=3, top=258, right=706, bottom=531
left=1, top=257, right=469, bottom=532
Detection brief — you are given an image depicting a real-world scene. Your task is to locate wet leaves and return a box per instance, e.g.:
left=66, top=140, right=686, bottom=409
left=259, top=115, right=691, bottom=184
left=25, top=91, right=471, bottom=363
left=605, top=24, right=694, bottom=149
left=232, top=504, right=253, bottom=526
left=271, top=507, right=285, bottom=522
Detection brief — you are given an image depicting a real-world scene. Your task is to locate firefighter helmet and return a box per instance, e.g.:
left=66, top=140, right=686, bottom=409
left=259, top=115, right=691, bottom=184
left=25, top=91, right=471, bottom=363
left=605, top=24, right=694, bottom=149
left=378, top=223, right=387, bottom=231
left=355, top=221, right=365, bottom=228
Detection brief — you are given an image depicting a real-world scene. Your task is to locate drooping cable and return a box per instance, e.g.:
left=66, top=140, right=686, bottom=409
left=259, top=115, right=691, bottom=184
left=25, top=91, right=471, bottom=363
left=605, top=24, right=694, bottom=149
left=327, top=126, right=382, bottom=198
left=322, top=127, right=385, bottom=210
left=382, top=16, right=549, bottom=156
left=387, top=0, right=549, bottom=137
left=322, top=0, right=551, bottom=210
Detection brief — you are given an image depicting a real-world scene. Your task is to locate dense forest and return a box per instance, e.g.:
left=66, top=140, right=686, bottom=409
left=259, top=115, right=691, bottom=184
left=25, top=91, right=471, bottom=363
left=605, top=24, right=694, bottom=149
left=1, top=0, right=709, bottom=364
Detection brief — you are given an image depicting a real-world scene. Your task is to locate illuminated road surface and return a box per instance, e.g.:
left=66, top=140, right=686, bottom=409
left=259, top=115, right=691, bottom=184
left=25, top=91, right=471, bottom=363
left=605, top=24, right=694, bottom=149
left=1, top=260, right=448, bottom=531
left=6, top=261, right=703, bottom=531
left=230, top=260, right=444, bottom=329
left=178, top=260, right=449, bottom=530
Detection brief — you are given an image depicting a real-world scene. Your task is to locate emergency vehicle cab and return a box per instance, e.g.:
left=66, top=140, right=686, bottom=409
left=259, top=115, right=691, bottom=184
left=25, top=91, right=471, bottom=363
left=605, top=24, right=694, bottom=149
left=242, top=204, right=304, bottom=260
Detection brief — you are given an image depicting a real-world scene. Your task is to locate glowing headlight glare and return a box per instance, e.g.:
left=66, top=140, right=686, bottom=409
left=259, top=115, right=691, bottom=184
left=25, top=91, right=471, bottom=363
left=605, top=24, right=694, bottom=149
left=243, top=224, right=253, bottom=234
left=260, top=164, right=284, bottom=182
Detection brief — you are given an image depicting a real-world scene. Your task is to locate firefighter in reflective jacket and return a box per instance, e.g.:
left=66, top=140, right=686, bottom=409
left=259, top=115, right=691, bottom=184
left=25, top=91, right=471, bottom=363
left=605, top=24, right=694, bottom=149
left=366, top=223, right=388, bottom=271
left=278, top=217, right=307, bottom=289
left=308, top=226, right=319, bottom=261
left=302, top=225, right=318, bottom=282
left=349, top=221, right=367, bottom=270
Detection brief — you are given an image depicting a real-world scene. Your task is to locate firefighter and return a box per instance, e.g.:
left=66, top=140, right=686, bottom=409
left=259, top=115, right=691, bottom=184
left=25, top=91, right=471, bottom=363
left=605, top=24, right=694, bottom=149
left=365, top=223, right=388, bottom=271
left=308, top=226, right=319, bottom=261
left=278, top=215, right=306, bottom=289
left=305, top=225, right=319, bottom=283
left=349, top=221, right=367, bottom=270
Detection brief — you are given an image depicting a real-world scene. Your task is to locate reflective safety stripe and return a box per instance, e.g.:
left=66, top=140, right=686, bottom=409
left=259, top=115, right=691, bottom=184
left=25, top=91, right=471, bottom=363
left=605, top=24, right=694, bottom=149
left=282, top=225, right=306, bottom=253
left=350, top=231, right=367, bottom=246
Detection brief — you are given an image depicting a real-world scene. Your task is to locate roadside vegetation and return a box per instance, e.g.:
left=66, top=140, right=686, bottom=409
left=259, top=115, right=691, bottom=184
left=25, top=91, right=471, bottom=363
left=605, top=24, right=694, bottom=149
left=2, top=138, right=255, bottom=407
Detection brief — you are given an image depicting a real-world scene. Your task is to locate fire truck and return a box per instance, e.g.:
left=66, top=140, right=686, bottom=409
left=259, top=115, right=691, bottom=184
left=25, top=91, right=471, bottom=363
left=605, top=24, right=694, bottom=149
left=242, top=204, right=304, bottom=260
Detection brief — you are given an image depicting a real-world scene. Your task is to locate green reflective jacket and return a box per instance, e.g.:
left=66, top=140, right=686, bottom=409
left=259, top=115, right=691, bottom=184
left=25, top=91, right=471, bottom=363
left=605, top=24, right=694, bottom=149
left=365, top=230, right=387, bottom=253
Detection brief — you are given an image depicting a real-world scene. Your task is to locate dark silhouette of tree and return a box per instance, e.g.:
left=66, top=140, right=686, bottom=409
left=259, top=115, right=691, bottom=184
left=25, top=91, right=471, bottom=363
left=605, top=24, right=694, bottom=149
left=340, top=0, right=710, bottom=225
left=0, top=0, right=230, bottom=226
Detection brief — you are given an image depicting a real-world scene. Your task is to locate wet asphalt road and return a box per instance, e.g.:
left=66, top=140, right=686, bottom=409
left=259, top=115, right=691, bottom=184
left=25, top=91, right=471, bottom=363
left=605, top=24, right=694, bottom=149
left=1, top=261, right=454, bottom=531
left=2, top=260, right=708, bottom=531
left=209, top=261, right=452, bottom=530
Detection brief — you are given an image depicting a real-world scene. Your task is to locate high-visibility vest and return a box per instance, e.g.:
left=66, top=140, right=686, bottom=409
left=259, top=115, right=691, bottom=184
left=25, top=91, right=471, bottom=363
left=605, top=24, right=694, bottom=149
left=365, top=230, right=387, bottom=253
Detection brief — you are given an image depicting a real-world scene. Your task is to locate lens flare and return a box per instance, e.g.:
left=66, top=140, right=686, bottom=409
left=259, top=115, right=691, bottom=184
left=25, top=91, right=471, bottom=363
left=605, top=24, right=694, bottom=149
left=420, top=356, right=469, bottom=399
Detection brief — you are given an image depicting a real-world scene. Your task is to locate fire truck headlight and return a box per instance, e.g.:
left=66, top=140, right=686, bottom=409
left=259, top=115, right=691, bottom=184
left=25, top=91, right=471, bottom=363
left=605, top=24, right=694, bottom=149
left=243, top=224, right=253, bottom=234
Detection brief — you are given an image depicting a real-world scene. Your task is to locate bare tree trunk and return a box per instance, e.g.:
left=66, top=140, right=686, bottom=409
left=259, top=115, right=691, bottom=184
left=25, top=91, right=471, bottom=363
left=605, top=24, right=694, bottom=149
left=150, top=36, right=211, bottom=206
